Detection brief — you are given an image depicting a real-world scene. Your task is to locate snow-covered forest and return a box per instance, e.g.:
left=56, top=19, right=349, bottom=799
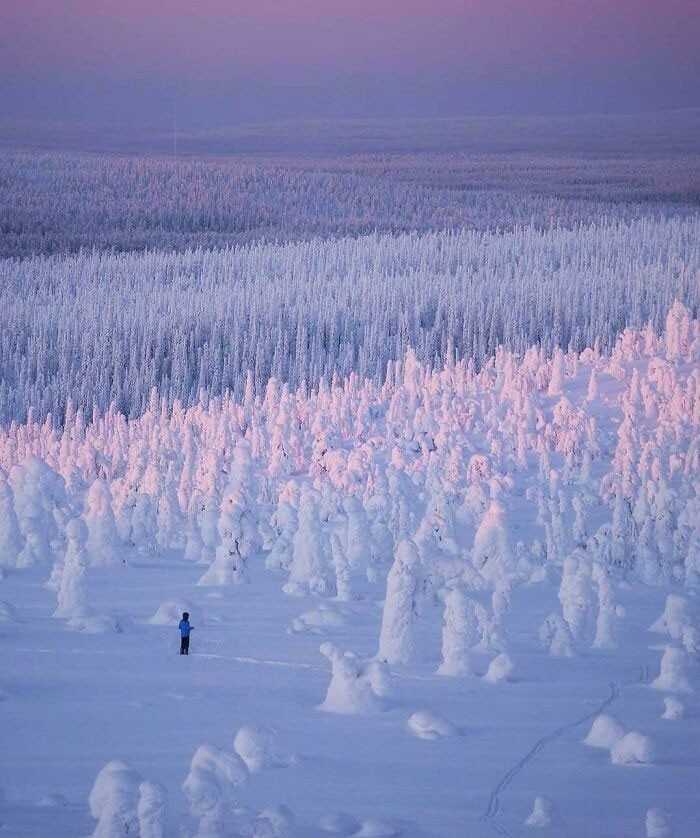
left=2, top=148, right=699, bottom=258
left=2, top=300, right=700, bottom=835
left=1, top=214, right=698, bottom=424
left=2, top=129, right=700, bottom=837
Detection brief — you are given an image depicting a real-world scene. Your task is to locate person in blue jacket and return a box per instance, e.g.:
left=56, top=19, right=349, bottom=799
left=179, top=612, right=193, bottom=655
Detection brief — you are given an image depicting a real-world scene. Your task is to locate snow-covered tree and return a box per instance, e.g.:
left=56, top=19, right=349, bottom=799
left=84, top=479, right=122, bottom=566
left=53, top=518, right=90, bottom=620
left=437, top=586, right=479, bottom=676
left=377, top=539, right=421, bottom=665
left=284, top=490, right=333, bottom=597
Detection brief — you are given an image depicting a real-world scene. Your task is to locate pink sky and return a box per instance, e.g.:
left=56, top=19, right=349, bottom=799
left=1, top=0, right=698, bottom=128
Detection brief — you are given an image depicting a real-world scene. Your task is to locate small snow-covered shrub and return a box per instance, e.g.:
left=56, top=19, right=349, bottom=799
left=319, top=811, right=362, bottom=835
left=319, top=643, right=387, bottom=715
left=525, top=796, right=555, bottom=828
left=251, top=804, right=296, bottom=837
left=88, top=760, right=142, bottom=838
left=662, top=697, right=684, bottom=720
left=289, top=607, right=345, bottom=635
left=148, top=600, right=195, bottom=626
left=610, top=732, right=654, bottom=766
left=406, top=710, right=457, bottom=740
left=539, top=613, right=574, bottom=657
left=650, top=594, right=691, bottom=641
left=651, top=646, right=692, bottom=694
left=584, top=715, right=625, bottom=750
left=233, top=726, right=294, bottom=773
left=183, top=744, right=248, bottom=838
left=483, top=653, right=514, bottom=684
left=646, top=808, right=671, bottom=837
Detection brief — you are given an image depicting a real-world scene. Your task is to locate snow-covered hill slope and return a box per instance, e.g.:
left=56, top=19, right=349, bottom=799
left=1, top=303, right=699, bottom=837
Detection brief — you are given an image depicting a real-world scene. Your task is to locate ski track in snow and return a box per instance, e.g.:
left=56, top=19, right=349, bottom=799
left=480, top=680, right=621, bottom=837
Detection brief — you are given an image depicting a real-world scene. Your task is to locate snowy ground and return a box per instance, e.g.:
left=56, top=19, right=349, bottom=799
left=3, top=555, right=699, bottom=837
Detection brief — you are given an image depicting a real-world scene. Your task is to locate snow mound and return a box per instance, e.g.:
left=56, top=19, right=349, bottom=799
left=651, top=646, right=693, bottom=694
left=584, top=714, right=625, bottom=749
left=406, top=710, right=458, bottom=740
left=148, top=600, right=195, bottom=626
left=525, top=796, right=555, bottom=828
left=646, top=808, right=672, bottom=837
left=483, top=653, right=514, bottom=684
left=356, top=819, right=401, bottom=837
left=610, top=732, right=654, bottom=766
left=69, top=614, right=129, bottom=634
left=289, top=607, right=345, bottom=635
left=319, top=643, right=388, bottom=714
left=319, top=812, right=362, bottom=835
left=36, top=793, right=69, bottom=808
left=662, top=696, right=684, bottom=720
left=233, top=726, right=295, bottom=773
left=252, top=805, right=296, bottom=837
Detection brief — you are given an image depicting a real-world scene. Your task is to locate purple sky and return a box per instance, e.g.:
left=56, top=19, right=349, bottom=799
left=2, top=0, right=699, bottom=136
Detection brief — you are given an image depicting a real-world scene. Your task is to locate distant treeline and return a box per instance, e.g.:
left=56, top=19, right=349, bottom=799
left=0, top=215, right=697, bottom=425
left=1, top=149, right=699, bottom=259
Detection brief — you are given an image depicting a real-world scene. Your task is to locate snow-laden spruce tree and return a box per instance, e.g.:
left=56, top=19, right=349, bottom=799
left=558, top=552, right=595, bottom=645
left=84, top=478, right=122, bottom=567
left=130, top=493, right=158, bottom=556
left=198, top=442, right=259, bottom=586
left=156, top=470, right=185, bottom=551
left=89, top=760, right=142, bottom=838
left=10, top=457, right=68, bottom=567
left=183, top=744, right=248, bottom=838
left=472, top=498, right=513, bottom=582
left=0, top=473, right=24, bottom=569
left=591, top=563, right=618, bottom=649
left=330, top=533, right=352, bottom=602
left=183, top=495, right=206, bottom=562
left=437, top=586, right=479, bottom=676
left=53, top=518, right=90, bottom=620
left=284, top=489, right=333, bottom=597
left=342, top=494, right=371, bottom=572
left=377, top=539, right=421, bottom=665
left=198, top=488, right=248, bottom=586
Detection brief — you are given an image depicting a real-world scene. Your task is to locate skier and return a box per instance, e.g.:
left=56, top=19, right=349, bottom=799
left=179, top=611, right=193, bottom=655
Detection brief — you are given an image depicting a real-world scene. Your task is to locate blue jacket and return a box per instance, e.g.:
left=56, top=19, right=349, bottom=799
left=178, top=619, right=192, bottom=637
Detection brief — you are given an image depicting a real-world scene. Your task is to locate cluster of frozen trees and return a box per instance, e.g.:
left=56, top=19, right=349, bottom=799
left=0, top=305, right=698, bottom=675
left=1, top=214, right=698, bottom=424
left=2, top=148, right=697, bottom=258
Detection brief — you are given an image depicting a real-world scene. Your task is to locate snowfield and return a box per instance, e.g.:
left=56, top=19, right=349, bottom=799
left=1, top=302, right=700, bottom=837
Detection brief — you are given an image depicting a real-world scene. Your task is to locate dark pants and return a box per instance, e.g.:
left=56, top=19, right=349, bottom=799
left=180, top=635, right=190, bottom=655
